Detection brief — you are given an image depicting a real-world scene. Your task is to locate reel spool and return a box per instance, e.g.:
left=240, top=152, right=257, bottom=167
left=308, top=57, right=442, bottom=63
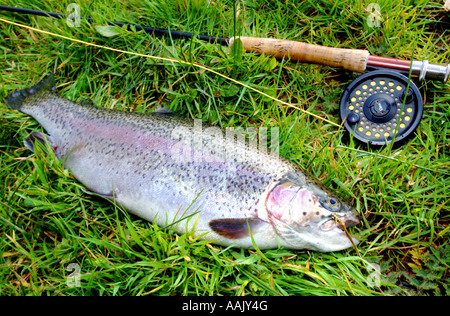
left=340, top=70, right=423, bottom=146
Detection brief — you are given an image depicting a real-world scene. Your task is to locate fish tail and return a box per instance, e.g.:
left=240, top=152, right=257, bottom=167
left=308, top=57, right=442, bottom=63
left=4, top=73, right=56, bottom=111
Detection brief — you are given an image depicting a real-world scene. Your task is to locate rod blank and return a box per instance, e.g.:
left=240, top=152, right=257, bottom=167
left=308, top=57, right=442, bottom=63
left=0, top=5, right=228, bottom=44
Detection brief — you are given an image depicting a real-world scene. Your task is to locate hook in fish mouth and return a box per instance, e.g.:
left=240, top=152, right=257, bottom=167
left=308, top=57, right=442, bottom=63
left=335, top=207, right=361, bottom=231
left=336, top=217, right=360, bottom=231
left=320, top=213, right=360, bottom=232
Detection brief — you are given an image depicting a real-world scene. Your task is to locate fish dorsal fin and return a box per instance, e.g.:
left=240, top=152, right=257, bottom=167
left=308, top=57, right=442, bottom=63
left=79, top=98, right=95, bottom=107
left=5, top=74, right=56, bottom=110
left=209, top=218, right=267, bottom=239
left=153, top=108, right=178, bottom=116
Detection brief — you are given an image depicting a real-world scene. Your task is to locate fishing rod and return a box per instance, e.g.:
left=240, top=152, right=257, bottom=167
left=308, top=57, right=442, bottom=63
left=1, top=5, right=447, bottom=81
left=0, top=5, right=229, bottom=44
left=1, top=4, right=449, bottom=145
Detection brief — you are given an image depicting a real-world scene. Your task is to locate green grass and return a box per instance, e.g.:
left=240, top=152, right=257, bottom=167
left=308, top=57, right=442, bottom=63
left=0, top=0, right=449, bottom=296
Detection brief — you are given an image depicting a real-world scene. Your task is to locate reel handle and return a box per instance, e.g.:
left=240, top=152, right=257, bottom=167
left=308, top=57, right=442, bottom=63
left=230, top=36, right=370, bottom=73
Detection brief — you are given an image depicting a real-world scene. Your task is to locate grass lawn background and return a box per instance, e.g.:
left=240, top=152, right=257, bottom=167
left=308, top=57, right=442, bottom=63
left=0, top=0, right=449, bottom=295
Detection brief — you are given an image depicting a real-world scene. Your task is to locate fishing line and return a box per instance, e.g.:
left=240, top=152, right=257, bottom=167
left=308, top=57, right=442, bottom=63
left=0, top=16, right=341, bottom=128
left=336, top=145, right=449, bottom=175
left=331, top=213, right=360, bottom=256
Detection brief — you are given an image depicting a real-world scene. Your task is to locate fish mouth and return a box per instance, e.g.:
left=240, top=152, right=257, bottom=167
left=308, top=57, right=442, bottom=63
left=319, top=215, right=359, bottom=232
left=332, top=207, right=360, bottom=231
left=336, top=217, right=360, bottom=231
left=320, top=208, right=360, bottom=233
left=336, top=207, right=361, bottom=232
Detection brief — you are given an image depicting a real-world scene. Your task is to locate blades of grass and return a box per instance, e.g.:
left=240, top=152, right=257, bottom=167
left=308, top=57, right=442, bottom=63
left=0, top=16, right=341, bottom=128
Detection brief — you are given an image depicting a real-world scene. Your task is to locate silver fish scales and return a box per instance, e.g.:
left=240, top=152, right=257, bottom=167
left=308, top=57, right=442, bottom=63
left=5, top=74, right=360, bottom=252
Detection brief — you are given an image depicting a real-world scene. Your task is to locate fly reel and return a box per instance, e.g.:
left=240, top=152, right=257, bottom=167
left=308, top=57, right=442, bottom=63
left=340, top=70, right=423, bottom=146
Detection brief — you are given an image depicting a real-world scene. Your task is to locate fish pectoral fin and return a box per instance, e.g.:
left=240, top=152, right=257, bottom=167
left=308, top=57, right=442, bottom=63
left=80, top=187, right=116, bottom=201
left=209, top=218, right=267, bottom=240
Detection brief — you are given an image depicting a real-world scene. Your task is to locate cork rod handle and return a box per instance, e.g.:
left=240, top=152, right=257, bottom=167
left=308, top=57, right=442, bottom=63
left=231, top=36, right=370, bottom=73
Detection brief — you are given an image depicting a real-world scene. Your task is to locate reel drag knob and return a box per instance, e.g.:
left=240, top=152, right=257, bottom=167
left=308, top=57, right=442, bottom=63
left=339, top=70, right=423, bottom=146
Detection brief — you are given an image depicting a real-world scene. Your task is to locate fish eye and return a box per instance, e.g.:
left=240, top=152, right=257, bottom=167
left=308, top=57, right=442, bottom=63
left=324, top=197, right=341, bottom=210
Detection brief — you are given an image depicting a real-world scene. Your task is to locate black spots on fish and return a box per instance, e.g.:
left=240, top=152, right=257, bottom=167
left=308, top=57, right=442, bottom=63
left=102, top=148, right=112, bottom=156
left=209, top=218, right=266, bottom=239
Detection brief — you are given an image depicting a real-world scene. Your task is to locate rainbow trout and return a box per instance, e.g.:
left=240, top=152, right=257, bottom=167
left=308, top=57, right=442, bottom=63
left=5, top=74, right=360, bottom=252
